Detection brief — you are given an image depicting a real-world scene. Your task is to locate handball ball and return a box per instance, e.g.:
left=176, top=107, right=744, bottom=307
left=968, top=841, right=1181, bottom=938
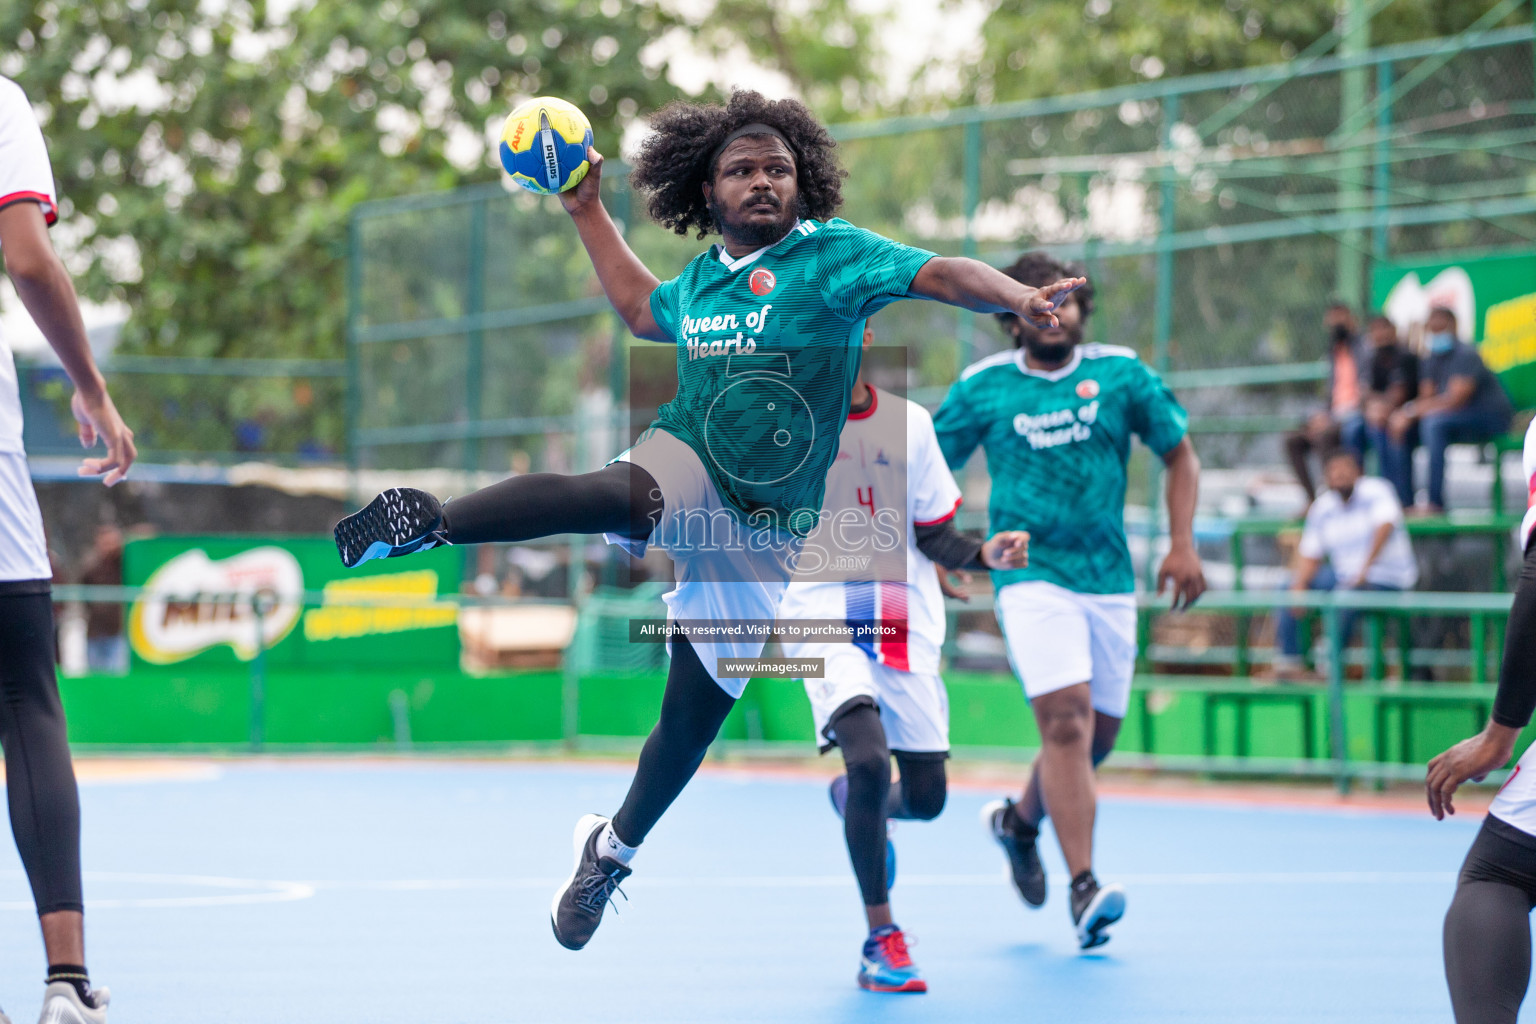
left=498, top=96, right=594, bottom=195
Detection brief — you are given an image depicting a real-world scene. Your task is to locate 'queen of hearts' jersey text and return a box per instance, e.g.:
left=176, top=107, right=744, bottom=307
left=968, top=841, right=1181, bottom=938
left=934, top=344, right=1188, bottom=595
left=647, top=219, right=935, bottom=537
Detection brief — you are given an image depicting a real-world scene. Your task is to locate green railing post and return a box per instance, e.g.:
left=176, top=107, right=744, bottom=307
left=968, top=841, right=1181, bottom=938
left=1472, top=611, right=1488, bottom=684
left=1335, top=0, right=1371, bottom=308
left=1231, top=527, right=1251, bottom=676
left=464, top=196, right=487, bottom=476
left=1145, top=94, right=1179, bottom=591
left=959, top=119, right=981, bottom=370
left=345, top=215, right=363, bottom=483
left=1371, top=59, right=1394, bottom=266
left=249, top=594, right=268, bottom=752
left=1325, top=600, right=1351, bottom=793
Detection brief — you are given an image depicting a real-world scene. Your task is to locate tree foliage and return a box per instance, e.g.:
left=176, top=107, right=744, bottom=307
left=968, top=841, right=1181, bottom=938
left=2, top=0, right=682, bottom=457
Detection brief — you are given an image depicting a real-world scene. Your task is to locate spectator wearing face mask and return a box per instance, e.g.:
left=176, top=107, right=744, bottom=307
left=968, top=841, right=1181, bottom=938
left=1384, top=307, right=1513, bottom=514
left=1285, top=301, right=1368, bottom=504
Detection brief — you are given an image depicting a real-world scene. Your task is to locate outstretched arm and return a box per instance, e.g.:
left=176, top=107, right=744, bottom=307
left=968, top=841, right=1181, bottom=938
left=560, top=147, right=667, bottom=342
left=908, top=256, right=1085, bottom=328
left=0, top=201, right=135, bottom=485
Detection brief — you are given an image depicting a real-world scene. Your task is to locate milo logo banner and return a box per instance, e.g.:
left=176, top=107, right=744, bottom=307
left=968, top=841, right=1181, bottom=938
left=125, top=537, right=460, bottom=670
left=1372, top=249, right=1536, bottom=409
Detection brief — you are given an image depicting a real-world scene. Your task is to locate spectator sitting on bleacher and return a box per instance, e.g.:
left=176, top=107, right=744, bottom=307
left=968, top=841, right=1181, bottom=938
left=1384, top=306, right=1513, bottom=514
left=1273, top=448, right=1418, bottom=680
left=1345, top=314, right=1418, bottom=489
left=1285, top=301, right=1368, bottom=504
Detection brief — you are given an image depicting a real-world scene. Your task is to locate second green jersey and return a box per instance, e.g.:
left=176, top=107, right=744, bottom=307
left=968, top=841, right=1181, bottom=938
left=648, top=218, right=935, bottom=537
left=933, top=343, right=1188, bottom=595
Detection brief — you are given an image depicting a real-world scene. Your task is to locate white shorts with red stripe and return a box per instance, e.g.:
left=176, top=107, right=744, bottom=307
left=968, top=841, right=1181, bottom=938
left=787, top=642, right=949, bottom=754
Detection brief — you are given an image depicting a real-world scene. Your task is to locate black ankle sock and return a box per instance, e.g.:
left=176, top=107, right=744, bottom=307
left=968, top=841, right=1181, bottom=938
left=46, top=964, right=93, bottom=1005
left=1070, top=870, right=1097, bottom=893
left=1003, top=802, right=1038, bottom=840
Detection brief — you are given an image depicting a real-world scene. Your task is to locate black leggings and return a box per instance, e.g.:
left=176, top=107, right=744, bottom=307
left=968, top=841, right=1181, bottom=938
left=1445, top=816, right=1536, bottom=1024
left=830, top=700, right=948, bottom=907
left=0, top=587, right=83, bottom=915
left=440, top=462, right=661, bottom=545
left=611, top=636, right=736, bottom=846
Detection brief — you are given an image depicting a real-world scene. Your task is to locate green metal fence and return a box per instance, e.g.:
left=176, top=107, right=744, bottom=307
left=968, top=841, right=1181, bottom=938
left=347, top=24, right=1536, bottom=478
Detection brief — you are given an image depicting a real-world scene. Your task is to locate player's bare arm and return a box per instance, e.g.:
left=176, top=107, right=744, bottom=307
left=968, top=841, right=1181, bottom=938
left=909, top=257, right=1086, bottom=329
left=0, top=200, right=136, bottom=486
left=560, top=146, right=666, bottom=342
left=1156, top=437, right=1205, bottom=610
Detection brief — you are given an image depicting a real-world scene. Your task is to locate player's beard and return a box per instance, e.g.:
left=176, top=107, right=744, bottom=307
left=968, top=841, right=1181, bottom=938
left=1015, top=321, right=1084, bottom=365
left=712, top=193, right=796, bottom=248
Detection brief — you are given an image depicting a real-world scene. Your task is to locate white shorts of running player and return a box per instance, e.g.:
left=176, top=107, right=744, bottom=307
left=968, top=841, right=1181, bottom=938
left=996, top=580, right=1138, bottom=718
left=787, top=643, right=950, bottom=754
left=606, top=427, right=798, bottom=699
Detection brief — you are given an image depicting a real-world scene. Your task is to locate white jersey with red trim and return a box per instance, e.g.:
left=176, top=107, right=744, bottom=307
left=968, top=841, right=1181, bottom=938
left=1489, top=418, right=1536, bottom=835
left=776, top=387, right=963, bottom=675
left=0, top=76, right=57, bottom=582
left=0, top=75, right=59, bottom=457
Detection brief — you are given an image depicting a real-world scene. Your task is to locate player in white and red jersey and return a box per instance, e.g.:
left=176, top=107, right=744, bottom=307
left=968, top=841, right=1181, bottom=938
left=779, top=324, right=1027, bottom=993
left=1428, top=415, right=1536, bottom=1023
left=0, top=74, right=135, bottom=1024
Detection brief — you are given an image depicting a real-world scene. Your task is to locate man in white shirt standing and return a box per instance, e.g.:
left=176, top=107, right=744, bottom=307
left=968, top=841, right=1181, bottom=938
left=0, top=74, right=135, bottom=1024
left=1274, top=448, right=1418, bottom=679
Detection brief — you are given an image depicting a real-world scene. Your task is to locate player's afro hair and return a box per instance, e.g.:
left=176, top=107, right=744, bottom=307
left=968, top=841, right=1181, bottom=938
left=630, top=90, right=846, bottom=239
left=995, top=250, right=1095, bottom=327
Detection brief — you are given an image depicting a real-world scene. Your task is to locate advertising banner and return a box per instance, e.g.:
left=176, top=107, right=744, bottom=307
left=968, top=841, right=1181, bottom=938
left=1372, top=249, right=1536, bottom=409
left=124, top=537, right=460, bottom=670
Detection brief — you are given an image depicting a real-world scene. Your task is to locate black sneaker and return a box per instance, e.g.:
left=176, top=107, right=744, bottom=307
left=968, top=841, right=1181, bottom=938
left=981, top=798, right=1046, bottom=908
left=333, top=487, right=448, bottom=568
left=829, top=774, right=896, bottom=890
left=1069, top=870, right=1126, bottom=950
left=550, top=814, right=631, bottom=951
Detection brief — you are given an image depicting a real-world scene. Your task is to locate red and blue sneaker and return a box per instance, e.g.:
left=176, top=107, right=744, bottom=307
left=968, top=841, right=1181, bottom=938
left=829, top=774, right=896, bottom=889
left=858, top=924, right=926, bottom=993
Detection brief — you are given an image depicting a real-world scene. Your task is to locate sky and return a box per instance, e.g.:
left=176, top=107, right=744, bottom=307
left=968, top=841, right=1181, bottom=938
left=1, top=0, right=988, bottom=357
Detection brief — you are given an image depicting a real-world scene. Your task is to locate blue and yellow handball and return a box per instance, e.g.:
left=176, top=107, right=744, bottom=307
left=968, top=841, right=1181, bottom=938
left=498, top=96, right=594, bottom=195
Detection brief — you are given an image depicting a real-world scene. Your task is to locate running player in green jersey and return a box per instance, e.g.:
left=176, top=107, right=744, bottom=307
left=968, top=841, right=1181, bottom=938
left=934, top=250, right=1206, bottom=950
left=333, top=92, right=1083, bottom=956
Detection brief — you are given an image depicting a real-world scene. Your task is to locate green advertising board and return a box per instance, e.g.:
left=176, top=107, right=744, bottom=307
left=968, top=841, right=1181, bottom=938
left=124, top=536, right=460, bottom=671
left=1371, top=249, right=1536, bottom=409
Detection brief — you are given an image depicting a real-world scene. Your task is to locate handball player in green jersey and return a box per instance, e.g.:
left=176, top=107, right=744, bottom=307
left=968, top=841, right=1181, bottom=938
left=934, top=250, right=1206, bottom=950
left=333, top=92, right=1083, bottom=955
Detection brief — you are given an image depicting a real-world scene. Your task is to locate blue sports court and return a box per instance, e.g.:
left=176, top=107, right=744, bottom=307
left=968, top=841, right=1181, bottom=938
left=0, top=759, right=1494, bottom=1023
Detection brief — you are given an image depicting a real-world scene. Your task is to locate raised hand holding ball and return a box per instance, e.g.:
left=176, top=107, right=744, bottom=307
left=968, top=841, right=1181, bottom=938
left=498, top=96, right=594, bottom=195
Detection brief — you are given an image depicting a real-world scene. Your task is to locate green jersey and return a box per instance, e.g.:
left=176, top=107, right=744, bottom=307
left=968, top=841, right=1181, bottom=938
left=648, top=218, right=935, bottom=536
left=934, top=343, right=1188, bottom=594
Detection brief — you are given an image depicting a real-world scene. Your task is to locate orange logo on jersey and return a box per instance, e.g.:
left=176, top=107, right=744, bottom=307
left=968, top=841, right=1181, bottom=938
left=1076, top=379, right=1100, bottom=399
left=749, top=268, right=777, bottom=296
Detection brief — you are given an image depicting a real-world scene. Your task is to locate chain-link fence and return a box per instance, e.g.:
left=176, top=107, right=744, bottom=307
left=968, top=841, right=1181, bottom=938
left=348, top=25, right=1536, bottom=478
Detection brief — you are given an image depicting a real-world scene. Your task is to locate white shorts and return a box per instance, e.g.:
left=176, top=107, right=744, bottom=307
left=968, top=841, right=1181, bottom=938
left=786, top=642, right=949, bottom=754
left=0, top=450, right=50, bottom=582
left=608, top=428, right=798, bottom=699
left=995, top=580, right=1138, bottom=718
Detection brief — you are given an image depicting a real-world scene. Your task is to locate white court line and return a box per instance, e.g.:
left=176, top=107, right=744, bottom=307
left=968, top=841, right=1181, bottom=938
left=0, top=871, right=314, bottom=910
left=0, top=870, right=1457, bottom=910
left=297, top=870, right=1458, bottom=891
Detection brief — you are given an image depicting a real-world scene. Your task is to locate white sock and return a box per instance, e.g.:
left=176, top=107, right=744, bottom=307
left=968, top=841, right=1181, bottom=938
left=598, top=821, right=638, bottom=866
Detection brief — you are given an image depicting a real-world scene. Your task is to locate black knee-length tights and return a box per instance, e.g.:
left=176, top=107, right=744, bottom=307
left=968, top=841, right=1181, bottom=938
left=0, top=586, right=84, bottom=915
